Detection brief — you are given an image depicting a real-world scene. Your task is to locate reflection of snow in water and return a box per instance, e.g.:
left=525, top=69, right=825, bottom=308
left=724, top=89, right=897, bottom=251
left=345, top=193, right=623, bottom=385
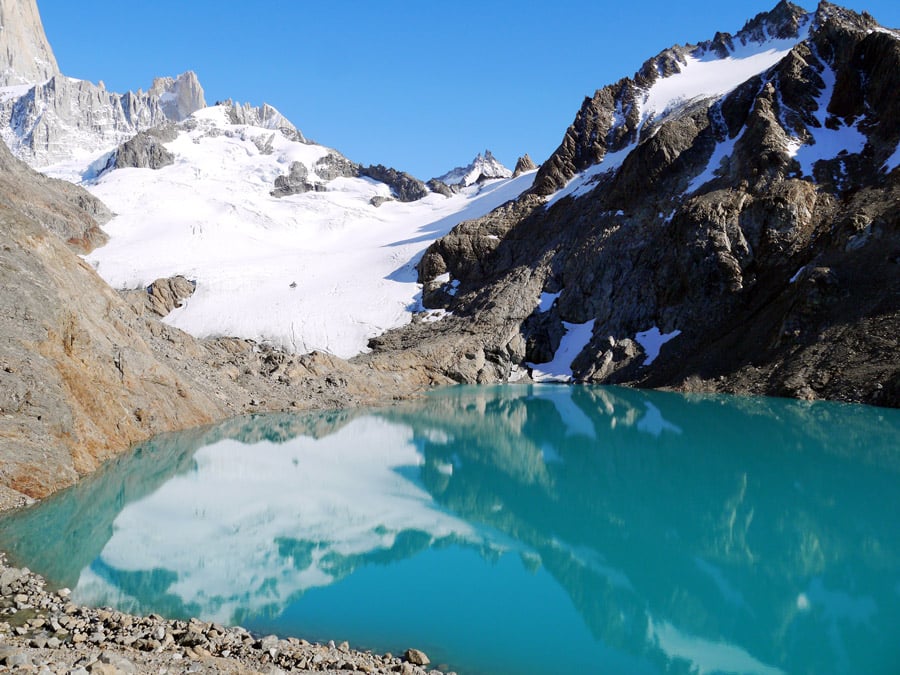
left=694, top=557, right=751, bottom=612
left=74, top=416, right=523, bottom=624
left=636, top=402, right=683, bottom=437
left=649, top=618, right=785, bottom=675
left=539, top=385, right=597, bottom=439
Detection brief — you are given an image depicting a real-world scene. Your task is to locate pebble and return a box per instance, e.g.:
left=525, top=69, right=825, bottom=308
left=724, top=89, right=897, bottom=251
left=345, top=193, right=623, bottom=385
left=0, top=553, right=455, bottom=674
left=404, top=648, right=431, bottom=666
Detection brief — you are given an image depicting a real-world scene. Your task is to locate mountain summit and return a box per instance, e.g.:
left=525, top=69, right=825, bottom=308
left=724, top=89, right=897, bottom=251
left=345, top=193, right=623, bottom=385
left=0, top=0, right=58, bottom=86
left=436, top=150, right=513, bottom=186
left=0, top=0, right=207, bottom=168
left=404, top=0, right=900, bottom=406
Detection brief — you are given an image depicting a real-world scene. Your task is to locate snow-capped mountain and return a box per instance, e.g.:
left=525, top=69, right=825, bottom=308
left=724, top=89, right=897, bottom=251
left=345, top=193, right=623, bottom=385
left=412, top=1, right=900, bottom=405
left=0, top=71, right=206, bottom=168
left=0, top=0, right=535, bottom=360
left=435, top=149, right=513, bottom=186
left=0, top=0, right=208, bottom=167
left=61, top=105, right=534, bottom=359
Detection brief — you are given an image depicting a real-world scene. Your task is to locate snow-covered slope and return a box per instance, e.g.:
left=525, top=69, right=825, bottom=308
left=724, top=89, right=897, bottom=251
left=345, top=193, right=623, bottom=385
left=62, top=105, right=535, bottom=358
left=436, top=149, right=513, bottom=186
left=637, top=18, right=812, bottom=131
left=532, top=2, right=816, bottom=199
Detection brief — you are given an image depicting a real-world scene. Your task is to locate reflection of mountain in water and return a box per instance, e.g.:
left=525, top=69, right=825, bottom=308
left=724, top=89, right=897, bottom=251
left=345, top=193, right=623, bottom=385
left=383, top=385, right=900, bottom=674
left=0, top=385, right=898, bottom=673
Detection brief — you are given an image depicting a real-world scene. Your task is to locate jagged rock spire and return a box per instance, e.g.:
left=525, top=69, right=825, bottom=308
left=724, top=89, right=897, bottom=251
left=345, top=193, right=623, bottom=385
left=0, top=0, right=59, bottom=86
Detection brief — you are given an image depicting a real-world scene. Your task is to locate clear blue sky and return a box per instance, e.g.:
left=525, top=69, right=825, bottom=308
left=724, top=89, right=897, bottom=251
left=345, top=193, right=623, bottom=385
left=36, top=0, right=900, bottom=180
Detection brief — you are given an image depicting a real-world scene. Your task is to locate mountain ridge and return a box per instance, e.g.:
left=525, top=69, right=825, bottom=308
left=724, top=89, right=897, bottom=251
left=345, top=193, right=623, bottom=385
left=400, top=0, right=900, bottom=406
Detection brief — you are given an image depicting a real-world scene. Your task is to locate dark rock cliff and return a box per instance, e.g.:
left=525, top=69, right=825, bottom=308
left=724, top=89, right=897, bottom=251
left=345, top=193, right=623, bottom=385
left=375, top=1, right=900, bottom=407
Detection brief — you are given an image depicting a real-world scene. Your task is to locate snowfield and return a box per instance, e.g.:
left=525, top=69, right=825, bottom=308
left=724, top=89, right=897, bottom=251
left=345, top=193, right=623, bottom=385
left=49, top=105, right=535, bottom=358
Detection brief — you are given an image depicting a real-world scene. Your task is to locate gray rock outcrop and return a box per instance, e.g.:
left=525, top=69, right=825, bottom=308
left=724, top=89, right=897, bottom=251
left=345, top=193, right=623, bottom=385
left=426, top=178, right=457, bottom=197
left=104, top=126, right=177, bottom=172
left=271, top=155, right=431, bottom=202
left=135, top=275, right=197, bottom=317
left=148, top=72, right=206, bottom=122
left=0, top=0, right=58, bottom=86
left=314, top=151, right=359, bottom=181
left=271, top=161, right=326, bottom=197
left=513, top=153, right=537, bottom=176
left=226, top=100, right=305, bottom=142
left=359, top=164, right=429, bottom=201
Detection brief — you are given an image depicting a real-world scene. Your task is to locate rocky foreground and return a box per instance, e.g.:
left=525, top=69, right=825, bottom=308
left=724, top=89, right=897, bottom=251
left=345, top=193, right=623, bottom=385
left=0, top=556, right=448, bottom=675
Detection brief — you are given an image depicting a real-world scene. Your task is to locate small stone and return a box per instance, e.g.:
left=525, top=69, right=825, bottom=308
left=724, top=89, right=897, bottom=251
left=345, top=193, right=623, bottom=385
left=47, top=636, right=62, bottom=649
left=259, top=634, right=279, bottom=653
left=7, top=651, right=31, bottom=668
left=58, top=588, right=72, bottom=598
left=339, top=640, right=350, bottom=653
left=404, top=649, right=430, bottom=666
left=99, top=651, right=137, bottom=674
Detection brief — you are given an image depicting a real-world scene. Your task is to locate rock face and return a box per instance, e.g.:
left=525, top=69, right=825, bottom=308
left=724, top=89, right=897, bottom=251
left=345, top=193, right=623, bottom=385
left=104, top=126, right=177, bottom=171
left=0, top=134, right=110, bottom=251
left=531, top=0, right=811, bottom=196
left=148, top=72, right=206, bottom=122
left=376, top=1, right=900, bottom=408
left=0, top=72, right=205, bottom=167
left=0, top=0, right=58, bottom=86
left=436, top=150, right=513, bottom=186
left=359, top=164, right=429, bottom=201
left=225, top=100, right=304, bottom=142
left=513, top=153, right=538, bottom=176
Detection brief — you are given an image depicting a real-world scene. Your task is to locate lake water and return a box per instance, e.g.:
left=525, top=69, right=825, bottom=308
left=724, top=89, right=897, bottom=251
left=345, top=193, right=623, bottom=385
left=1, top=385, right=899, bottom=674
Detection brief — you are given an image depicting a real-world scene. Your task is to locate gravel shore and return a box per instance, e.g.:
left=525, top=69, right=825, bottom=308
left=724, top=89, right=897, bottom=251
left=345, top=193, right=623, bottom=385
left=0, top=555, right=451, bottom=675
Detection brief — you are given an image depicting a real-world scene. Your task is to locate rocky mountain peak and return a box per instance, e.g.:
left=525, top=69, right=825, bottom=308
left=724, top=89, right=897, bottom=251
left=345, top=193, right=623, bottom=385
left=513, top=153, right=538, bottom=176
left=0, top=0, right=59, bottom=86
left=409, top=1, right=900, bottom=406
left=224, top=100, right=304, bottom=141
left=148, top=71, right=206, bottom=122
left=436, top=150, right=513, bottom=186
left=736, top=1, right=809, bottom=42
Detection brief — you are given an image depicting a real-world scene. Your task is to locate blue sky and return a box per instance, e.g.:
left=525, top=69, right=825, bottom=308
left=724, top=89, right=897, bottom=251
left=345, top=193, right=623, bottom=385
left=37, top=0, right=900, bottom=180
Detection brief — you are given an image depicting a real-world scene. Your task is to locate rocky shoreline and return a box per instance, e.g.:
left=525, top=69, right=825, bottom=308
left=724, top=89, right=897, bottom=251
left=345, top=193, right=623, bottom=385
left=0, top=556, right=450, bottom=675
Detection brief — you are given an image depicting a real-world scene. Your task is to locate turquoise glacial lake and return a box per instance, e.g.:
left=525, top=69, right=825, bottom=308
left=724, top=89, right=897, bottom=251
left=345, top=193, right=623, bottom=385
left=1, top=385, right=899, bottom=674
